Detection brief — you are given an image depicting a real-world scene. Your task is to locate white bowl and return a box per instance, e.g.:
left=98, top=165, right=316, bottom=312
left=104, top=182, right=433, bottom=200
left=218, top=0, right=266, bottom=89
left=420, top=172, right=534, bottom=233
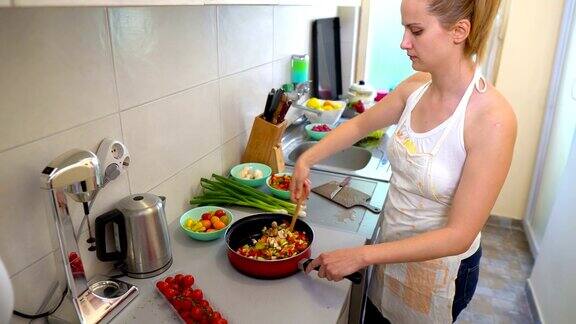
left=302, top=99, right=346, bottom=125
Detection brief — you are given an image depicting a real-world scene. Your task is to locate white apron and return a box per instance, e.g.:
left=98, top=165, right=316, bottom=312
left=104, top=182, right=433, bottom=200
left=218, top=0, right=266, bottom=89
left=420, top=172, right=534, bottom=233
left=368, top=68, right=484, bottom=323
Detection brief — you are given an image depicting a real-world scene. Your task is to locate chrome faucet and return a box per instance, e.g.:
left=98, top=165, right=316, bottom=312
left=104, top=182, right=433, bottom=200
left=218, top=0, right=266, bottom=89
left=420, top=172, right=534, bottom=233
left=41, top=149, right=137, bottom=324
left=294, top=81, right=311, bottom=104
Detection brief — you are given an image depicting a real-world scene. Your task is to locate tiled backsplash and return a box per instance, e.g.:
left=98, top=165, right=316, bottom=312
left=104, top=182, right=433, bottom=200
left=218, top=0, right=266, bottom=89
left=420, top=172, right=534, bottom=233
left=0, top=4, right=340, bottom=316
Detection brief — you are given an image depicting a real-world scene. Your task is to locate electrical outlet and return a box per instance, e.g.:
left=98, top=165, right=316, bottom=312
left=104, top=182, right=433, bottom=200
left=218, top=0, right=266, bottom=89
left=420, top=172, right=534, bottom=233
left=96, top=139, right=130, bottom=187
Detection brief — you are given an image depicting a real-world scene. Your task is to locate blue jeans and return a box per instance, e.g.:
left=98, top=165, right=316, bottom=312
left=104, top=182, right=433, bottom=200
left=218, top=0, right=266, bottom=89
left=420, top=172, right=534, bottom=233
left=364, top=246, right=482, bottom=323
left=452, top=246, right=482, bottom=321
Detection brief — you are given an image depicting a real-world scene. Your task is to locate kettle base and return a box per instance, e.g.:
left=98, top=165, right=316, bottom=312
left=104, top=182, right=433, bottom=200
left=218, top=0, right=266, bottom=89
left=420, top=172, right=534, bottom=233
left=122, top=257, right=173, bottom=279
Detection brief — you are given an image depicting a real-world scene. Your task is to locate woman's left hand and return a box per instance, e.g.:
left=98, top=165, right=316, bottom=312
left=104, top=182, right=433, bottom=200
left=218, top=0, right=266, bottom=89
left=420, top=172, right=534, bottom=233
left=305, top=246, right=368, bottom=282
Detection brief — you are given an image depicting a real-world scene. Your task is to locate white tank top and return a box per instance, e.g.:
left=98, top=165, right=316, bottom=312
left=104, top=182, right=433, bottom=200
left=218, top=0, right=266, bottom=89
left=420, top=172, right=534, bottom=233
left=368, top=68, right=485, bottom=323
left=383, top=69, right=482, bottom=259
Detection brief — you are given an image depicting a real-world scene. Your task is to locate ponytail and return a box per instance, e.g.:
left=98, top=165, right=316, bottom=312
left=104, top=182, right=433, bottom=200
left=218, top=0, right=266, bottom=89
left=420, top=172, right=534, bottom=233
left=427, top=0, right=501, bottom=62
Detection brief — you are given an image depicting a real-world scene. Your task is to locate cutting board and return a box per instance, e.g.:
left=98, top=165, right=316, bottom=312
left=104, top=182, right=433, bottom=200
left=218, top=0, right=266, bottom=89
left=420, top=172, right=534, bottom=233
left=312, top=181, right=382, bottom=213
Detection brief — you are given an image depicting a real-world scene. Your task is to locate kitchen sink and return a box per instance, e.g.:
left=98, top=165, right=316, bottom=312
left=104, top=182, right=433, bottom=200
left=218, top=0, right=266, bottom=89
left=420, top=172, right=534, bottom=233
left=282, top=118, right=393, bottom=182
left=287, top=141, right=372, bottom=171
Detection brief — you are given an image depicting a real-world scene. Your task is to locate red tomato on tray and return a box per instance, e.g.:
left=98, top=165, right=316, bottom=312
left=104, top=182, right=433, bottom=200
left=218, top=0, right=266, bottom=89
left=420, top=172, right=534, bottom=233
left=156, top=273, right=227, bottom=324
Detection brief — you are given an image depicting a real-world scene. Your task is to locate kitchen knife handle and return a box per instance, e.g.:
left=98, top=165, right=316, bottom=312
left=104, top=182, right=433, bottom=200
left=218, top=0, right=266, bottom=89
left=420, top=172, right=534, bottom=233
left=329, top=176, right=352, bottom=199
left=263, top=89, right=275, bottom=121
left=340, top=176, right=351, bottom=187
left=301, top=259, right=362, bottom=284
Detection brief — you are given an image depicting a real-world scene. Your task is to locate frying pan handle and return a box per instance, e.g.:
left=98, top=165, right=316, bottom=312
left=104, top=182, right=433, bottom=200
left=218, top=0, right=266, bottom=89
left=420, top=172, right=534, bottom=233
left=300, top=259, right=363, bottom=284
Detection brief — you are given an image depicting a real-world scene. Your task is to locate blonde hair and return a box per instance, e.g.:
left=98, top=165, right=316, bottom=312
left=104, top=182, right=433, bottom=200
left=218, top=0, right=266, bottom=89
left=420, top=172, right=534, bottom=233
left=427, top=0, right=501, bottom=61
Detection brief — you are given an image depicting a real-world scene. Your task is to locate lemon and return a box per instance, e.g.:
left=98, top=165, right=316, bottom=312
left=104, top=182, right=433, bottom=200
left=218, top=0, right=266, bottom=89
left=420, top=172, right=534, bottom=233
left=307, top=98, right=322, bottom=109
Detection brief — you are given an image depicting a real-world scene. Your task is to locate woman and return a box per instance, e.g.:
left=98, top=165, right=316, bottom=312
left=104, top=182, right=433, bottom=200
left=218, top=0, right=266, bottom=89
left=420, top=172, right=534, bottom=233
left=290, top=0, right=516, bottom=322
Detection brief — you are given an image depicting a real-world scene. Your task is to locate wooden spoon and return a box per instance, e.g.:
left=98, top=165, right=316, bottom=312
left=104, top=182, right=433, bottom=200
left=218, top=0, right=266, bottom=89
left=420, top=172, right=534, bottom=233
left=289, top=199, right=303, bottom=232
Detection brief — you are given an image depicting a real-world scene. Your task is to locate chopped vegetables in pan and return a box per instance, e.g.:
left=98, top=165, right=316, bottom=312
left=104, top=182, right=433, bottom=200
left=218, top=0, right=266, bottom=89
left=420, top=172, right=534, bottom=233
left=237, top=221, right=309, bottom=260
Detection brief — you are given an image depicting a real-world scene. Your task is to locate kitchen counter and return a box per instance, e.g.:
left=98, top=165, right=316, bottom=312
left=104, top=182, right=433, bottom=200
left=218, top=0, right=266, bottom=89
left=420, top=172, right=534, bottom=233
left=112, top=207, right=367, bottom=324
left=296, top=167, right=389, bottom=242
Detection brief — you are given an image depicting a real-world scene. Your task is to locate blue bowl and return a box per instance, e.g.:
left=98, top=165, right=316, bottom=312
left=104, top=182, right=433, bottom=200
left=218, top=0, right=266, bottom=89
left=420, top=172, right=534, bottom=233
left=229, top=163, right=272, bottom=187
left=305, top=123, right=332, bottom=141
left=266, top=173, right=292, bottom=200
left=180, top=206, right=234, bottom=241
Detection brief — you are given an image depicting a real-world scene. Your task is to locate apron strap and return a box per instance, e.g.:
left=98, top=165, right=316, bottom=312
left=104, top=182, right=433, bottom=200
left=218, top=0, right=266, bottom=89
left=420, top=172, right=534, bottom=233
left=397, top=81, right=432, bottom=128
left=430, top=67, right=483, bottom=155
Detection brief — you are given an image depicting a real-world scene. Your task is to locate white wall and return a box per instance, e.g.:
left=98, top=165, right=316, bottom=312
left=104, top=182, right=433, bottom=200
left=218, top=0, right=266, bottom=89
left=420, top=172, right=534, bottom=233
left=527, top=129, right=576, bottom=324
left=493, top=0, right=565, bottom=219
left=338, top=6, right=359, bottom=92
left=0, top=5, right=339, bottom=320
left=528, top=1, right=576, bottom=248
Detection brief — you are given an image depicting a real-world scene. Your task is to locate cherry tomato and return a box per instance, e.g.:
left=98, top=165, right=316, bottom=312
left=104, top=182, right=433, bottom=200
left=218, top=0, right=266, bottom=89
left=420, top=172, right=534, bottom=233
left=182, top=299, right=192, bottom=311
left=201, top=212, right=212, bottom=220
left=190, top=306, right=203, bottom=320
left=204, top=305, right=213, bottom=315
left=191, top=289, right=203, bottom=300
left=171, top=299, right=182, bottom=311
left=164, top=288, right=177, bottom=299
left=165, top=276, right=174, bottom=284
left=175, top=274, right=184, bottom=284
left=156, top=281, right=169, bottom=292
left=183, top=289, right=194, bottom=299
left=183, top=274, right=194, bottom=288
left=199, top=299, right=209, bottom=308
left=214, top=209, right=226, bottom=217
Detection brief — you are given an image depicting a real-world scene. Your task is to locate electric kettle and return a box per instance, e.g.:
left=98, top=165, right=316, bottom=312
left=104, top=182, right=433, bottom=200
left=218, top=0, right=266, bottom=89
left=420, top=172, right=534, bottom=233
left=95, top=193, right=172, bottom=278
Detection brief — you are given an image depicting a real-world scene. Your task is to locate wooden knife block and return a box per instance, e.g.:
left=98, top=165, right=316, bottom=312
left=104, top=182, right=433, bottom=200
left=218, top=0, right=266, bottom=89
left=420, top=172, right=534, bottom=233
left=242, top=114, right=287, bottom=173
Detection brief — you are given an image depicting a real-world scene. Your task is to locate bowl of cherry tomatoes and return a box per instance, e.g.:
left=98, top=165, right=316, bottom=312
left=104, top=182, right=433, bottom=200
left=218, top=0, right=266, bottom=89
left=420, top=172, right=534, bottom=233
left=180, top=207, right=234, bottom=241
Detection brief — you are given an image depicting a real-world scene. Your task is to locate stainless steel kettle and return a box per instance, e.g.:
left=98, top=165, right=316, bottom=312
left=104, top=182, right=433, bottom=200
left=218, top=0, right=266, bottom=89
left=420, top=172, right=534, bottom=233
left=95, top=193, right=172, bottom=278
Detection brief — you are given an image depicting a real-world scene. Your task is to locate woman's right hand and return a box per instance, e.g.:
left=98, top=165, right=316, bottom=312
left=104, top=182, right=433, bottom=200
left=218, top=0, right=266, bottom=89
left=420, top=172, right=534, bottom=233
left=290, top=158, right=312, bottom=203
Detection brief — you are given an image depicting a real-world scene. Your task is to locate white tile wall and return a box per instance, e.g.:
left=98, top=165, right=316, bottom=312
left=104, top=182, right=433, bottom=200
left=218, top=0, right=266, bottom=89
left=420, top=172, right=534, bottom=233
left=221, top=132, right=250, bottom=174
left=219, top=63, right=273, bottom=142
left=274, top=6, right=312, bottom=60
left=109, top=6, right=218, bottom=109
left=0, top=4, right=345, bottom=315
left=272, top=57, right=292, bottom=87
left=121, top=81, right=221, bottom=193
left=0, top=8, right=117, bottom=153
left=217, top=6, right=273, bottom=76
left=9, top=252, right=59, bottom=315
left=150, top=149, right=223, bottom=223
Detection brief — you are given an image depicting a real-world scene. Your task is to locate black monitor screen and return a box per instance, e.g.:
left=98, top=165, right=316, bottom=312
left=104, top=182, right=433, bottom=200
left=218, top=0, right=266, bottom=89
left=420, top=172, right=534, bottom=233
left=312, top=17, right=342, bottom=100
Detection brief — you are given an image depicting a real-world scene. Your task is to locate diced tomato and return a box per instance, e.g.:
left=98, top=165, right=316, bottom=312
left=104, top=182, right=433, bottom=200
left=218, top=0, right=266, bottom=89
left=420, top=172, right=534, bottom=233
left=270, top=174, right=292, bottom=191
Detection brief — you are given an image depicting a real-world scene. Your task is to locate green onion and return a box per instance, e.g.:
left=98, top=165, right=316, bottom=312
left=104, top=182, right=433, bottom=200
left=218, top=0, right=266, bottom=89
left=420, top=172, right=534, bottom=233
left=190, top=174, right=297, bottom=214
